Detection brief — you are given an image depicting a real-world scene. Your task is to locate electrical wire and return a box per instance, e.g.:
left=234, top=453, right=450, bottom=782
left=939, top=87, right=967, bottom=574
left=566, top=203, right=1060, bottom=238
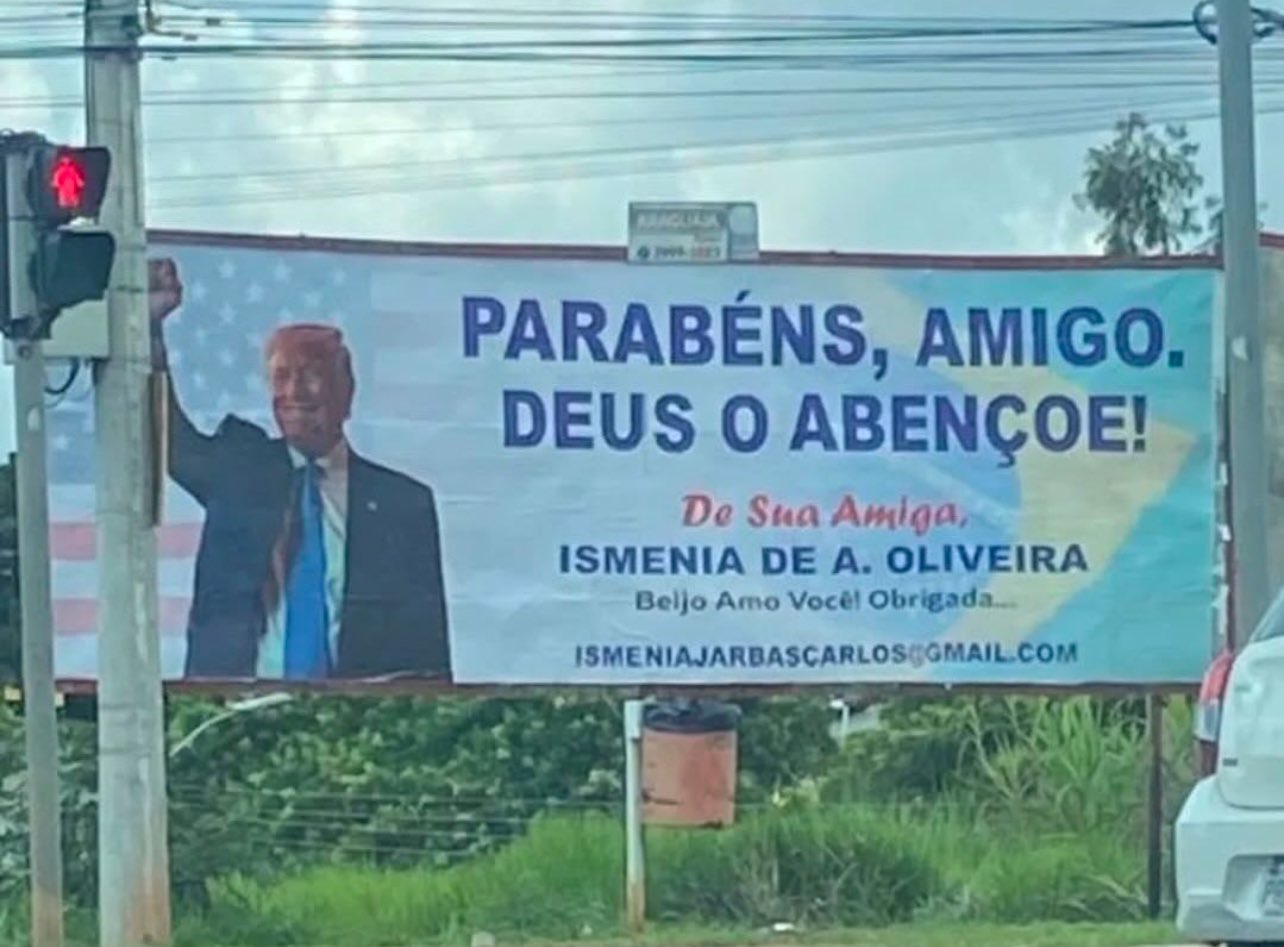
left=44, top=359, right=81, bottom=401
left=0, top=16, right=1227, bottom=63
left=158, top=4, right=1190, bottom=28
left=149, top=95, right=1271, bottom=211
left=1, top=76, right=1250, bottom=112
left=157, top=12, right=1197, bottom=41
left=145, top=95, right=1226, bottom=187
left=129, top=42, right=1215, bottom=65
left=136, top=94, right=1213, bottom=147
left=0, top=5, right=1255, bottom=219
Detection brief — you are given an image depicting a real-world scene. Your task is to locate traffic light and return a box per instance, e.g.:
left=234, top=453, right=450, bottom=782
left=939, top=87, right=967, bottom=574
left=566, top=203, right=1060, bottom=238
left=26, top=145, right=110, bottom=224
left=20, top=142, right=115, bottom=332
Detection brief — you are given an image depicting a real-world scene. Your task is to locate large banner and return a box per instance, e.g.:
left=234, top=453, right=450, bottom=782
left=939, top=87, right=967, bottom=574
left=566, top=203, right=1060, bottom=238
left=1257, top=237, right=1284, bottom=599
left=47, top=233, right=1217, bottom=686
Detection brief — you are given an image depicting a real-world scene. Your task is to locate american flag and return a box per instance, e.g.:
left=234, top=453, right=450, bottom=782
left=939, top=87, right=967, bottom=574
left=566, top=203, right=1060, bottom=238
left=49, top=237, right=371, bottom=680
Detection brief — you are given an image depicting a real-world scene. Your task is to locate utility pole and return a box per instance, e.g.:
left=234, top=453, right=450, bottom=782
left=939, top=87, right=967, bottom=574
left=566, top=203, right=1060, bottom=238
left=3, top=134, right=66, bottom=947
left=1214, top=0, right=1271, bottom=647
left=84, top=0, right=172, bottom=943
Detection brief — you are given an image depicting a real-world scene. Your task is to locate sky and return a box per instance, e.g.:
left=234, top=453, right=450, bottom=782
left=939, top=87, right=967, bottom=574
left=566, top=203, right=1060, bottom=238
left=2, top=0, right=1283, bottom=450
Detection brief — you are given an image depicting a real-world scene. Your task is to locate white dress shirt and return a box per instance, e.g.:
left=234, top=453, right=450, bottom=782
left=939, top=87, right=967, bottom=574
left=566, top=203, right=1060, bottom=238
left=255, top=439, right=350, bottom=678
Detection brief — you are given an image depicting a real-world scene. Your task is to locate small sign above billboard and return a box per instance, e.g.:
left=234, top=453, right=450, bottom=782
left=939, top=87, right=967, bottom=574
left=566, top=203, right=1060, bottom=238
left=627, top=201, right=759, bottom=264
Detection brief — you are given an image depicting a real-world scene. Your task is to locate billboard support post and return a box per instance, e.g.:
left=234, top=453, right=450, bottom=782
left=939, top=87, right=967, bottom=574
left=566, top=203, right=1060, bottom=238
left=4, top=136, right=67, bottom=947
left=624, top=699, right=646, bottom=934
left=84, top=0, right=172, bottom=943
left=1214, top=0, right=1270, bottom=647
left=1145, top=693, right=1165, bottom=918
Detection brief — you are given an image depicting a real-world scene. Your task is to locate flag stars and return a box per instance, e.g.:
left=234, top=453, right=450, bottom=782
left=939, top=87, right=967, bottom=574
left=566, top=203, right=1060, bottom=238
left=219, top=303, right=235, bottom=325
left=246, top=283, right=264, bottom=304
left=277, top=308, right=294, bottom=325
left=190, top=281, right=208, bottom=303
left=304, top=291, right=322, bottom=309
left=218, top=349, right=235, bottom=367
left=273, top=261, right=292, bottom=283
left=331, top=270, right=347, bottom=286
left=218, top=260, right=236, bottom=280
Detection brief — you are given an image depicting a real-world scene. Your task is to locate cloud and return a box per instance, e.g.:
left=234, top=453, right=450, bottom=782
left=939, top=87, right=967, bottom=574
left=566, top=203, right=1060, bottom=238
left=134, top=0, right=1143, bottom=249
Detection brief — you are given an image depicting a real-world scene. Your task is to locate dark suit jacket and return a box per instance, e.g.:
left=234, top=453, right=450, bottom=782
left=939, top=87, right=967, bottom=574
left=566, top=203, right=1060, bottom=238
left=165, top=380, right=451, bottom=681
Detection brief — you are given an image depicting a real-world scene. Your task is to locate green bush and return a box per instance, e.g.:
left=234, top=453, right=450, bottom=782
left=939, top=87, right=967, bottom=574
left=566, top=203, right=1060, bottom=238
left=0, top=704, right=99, bottom=910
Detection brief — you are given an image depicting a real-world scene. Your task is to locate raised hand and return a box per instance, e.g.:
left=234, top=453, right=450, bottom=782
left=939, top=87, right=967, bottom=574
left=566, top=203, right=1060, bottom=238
left=149, top=257, right=182, bottom=323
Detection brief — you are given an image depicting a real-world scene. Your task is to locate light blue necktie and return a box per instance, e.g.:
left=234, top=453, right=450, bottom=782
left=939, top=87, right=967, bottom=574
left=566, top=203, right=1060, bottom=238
left=283, top=462, right=330, bottom=679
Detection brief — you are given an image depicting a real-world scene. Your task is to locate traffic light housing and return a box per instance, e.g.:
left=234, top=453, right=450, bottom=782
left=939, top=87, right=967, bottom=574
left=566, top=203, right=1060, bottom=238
left=26, top=145, right=110, bottom=224
left=29, top=228, right=116, bottom=312
left=19, top=142, right=115, bottom=334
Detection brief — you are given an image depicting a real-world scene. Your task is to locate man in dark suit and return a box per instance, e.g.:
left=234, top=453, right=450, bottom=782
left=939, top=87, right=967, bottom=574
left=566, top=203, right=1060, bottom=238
left=149, top=257, right=451, bottom=681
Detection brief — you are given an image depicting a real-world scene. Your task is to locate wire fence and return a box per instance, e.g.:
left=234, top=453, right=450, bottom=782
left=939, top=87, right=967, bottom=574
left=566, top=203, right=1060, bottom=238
left=0, top=694, right=1197, bottom=937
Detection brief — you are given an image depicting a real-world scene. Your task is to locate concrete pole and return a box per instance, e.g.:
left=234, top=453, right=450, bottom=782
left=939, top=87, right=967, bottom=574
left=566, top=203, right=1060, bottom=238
left=1215, top=0, right=1271, bottom=646
left=623, top=700, right=646, bottom=934
left=5, top=142, right=66, bottom=947
left=83, top=0, right=172, bottom=943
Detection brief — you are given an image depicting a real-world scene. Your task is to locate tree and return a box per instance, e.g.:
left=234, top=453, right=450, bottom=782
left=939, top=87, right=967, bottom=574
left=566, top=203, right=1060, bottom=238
left=1075, top=112, right=1207, bottom=256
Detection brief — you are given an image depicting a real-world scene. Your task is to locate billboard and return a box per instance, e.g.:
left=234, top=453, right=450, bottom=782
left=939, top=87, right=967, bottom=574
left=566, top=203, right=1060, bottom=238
left=1258, top=237, right=1284, bottom=603
left=46, top=232, right=1217, bottom=687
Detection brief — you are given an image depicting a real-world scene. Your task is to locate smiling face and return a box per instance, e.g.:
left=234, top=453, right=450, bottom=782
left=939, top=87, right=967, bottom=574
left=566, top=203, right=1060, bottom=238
left=265, top=324, right=354, bottom=458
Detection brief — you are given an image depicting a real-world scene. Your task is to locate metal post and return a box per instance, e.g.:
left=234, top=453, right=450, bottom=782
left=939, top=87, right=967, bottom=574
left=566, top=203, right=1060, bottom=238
left=5, top=144, right=66, bottom=947
left=1145, top=694, right=1165, bottom=919
left=623, top=699, right=646, bottom=935
left=1215, top=0, right=1271, bottom=647
left=84, top=0, right=172, bottom=943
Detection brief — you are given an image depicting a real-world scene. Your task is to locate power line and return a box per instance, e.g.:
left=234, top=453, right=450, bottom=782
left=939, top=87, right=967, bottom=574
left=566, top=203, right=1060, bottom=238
left=135, top=40, right=1212, bottom=62
left=2, top=77, right=1245, bottom=111
left=139, top=93, right=1216, bottom=146
left=156, top=4, right=1194, bottom=33
left=150, top=97, right=1263, bottom=211
left=0, top=42, right=1231, bottom=68
left=146, top=95, right=1225, bottom=186
left=160, top=12, right=1195, bottom=40
left=157, top=4, right=1181, bottom=26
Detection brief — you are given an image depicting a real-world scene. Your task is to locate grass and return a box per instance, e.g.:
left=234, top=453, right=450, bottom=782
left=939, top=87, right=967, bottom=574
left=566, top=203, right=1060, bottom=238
left=165, top=804, right=1159, bottom=947
left=535, top=921, right=1183, bottom=947
left=3, top=697, right=1190, bottom=947
left=1, top=921, right=1187, bottom=947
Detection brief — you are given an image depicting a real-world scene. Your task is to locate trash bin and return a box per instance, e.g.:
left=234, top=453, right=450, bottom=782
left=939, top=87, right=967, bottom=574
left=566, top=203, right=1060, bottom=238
left=641, top=699, right=741, bottom=827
